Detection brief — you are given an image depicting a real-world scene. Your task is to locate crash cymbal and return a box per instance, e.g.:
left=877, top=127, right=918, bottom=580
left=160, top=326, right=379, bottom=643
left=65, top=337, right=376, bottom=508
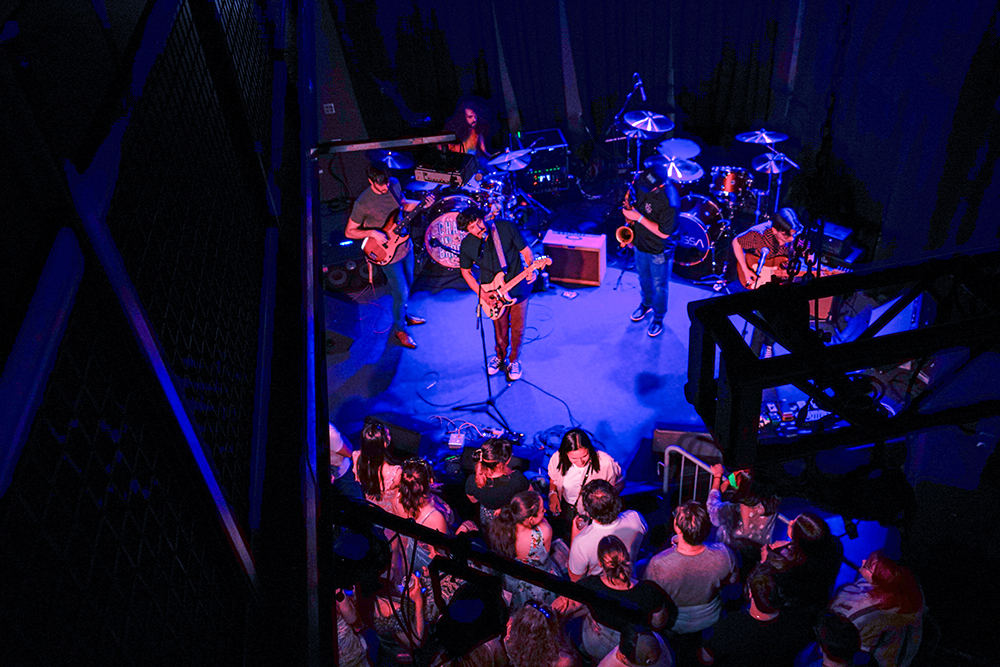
left=751, top=152, right=799, bottom=174
left=367, top=149, right=414, bottom=170
left=623, top=110, right=675, bottom=134
left=655, top=138, right=701, bottom=159
left=644, top=156, right=704, bottom=183
left=487, top=148, right=532, bottom=171
left=736, top=128, right=789, bottom=145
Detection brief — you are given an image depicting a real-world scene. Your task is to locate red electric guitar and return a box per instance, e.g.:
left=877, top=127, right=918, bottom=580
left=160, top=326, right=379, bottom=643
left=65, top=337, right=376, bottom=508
left=479, top=256, right=552, bottom=320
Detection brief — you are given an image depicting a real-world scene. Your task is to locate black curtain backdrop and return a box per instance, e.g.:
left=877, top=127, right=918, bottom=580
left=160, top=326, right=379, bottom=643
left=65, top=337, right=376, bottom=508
left=329, top=0, right=1000, bottom=264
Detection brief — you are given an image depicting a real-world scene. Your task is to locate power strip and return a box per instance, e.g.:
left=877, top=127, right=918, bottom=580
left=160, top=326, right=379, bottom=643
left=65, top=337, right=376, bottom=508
left=447, top=432, right=465, bottom=449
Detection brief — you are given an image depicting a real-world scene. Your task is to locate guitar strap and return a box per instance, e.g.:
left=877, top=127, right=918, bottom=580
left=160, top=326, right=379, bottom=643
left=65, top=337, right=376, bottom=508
left=489, top=223, right=508, bottom=272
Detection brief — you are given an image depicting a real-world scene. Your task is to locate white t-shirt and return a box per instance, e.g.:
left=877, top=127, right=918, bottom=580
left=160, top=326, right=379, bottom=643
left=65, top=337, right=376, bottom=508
left=568, top=510, right=648, bottom=579
left=548, top=450, right=622, bottom=512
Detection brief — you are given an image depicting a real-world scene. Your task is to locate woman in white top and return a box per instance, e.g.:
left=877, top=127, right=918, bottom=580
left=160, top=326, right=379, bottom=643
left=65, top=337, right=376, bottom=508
left=547, top=429, right=623, bottom=541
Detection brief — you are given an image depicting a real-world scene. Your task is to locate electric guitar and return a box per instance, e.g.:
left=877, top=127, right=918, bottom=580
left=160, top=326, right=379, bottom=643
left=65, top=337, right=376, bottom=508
left=478, top=256, right=552, bottom=320
left=361, top=195, right=436, bottom=266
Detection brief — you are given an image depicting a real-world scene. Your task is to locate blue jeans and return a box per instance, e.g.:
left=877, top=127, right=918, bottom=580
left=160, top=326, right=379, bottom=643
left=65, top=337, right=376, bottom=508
left=635, top=244, right=675, bottom=320
left=382, top=249, right=414, bottom=332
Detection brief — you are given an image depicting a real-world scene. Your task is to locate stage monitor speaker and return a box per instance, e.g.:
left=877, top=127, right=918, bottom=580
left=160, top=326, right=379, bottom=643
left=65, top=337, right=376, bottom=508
left=365, top=417, right=423, bottom=461
left=542, top=230, right=606, bottom=287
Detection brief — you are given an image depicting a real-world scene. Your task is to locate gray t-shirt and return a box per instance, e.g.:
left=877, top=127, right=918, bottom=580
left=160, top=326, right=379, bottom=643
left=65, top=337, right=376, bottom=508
left=643, top=542, right=736, bottom=633
left=349, top=179, right=411, bottom=264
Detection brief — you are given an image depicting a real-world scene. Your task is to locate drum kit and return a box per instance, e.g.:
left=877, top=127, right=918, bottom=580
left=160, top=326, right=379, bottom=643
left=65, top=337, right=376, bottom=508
left=369, top=145, right=548, bottom=270
left=609, top=112, right=801, bottom=288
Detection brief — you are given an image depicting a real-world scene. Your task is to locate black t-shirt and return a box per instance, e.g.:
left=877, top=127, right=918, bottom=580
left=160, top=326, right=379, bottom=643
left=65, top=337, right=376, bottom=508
left=459, top=218, right=530, bottom=302
left=464, top=470, right=530, bottom=510
left=631, top=169, right=680, bottom=255
left=579, top=577, right=671, bottom=629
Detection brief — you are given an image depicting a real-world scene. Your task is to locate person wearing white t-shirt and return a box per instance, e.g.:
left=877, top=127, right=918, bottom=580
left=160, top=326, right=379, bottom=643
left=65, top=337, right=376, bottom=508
left=568, top=480, right=647, bottom=581
left=548, top=429, right=624, bottom=542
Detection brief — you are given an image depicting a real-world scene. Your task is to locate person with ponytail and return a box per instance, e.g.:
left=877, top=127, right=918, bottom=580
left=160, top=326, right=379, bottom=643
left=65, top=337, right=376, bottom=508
left=829, top=550, right=924, bottom=667
left=488, top=490, right=566, bottom=609
left=393, top=458, right=452, bottom=576
left=465, top=438, right=529, bottom=530
left=352, top=419, right=403, bottom=513
left=554, top=535, right=675, bottom=662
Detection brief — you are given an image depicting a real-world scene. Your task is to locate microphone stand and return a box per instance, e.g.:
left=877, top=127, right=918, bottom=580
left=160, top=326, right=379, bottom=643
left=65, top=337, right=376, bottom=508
left=451, top=223, right=513, bottom=432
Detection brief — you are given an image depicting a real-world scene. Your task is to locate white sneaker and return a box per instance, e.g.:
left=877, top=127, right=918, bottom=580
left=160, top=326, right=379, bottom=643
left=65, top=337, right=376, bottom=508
left=487, top=356, right=504, bottom=376
left=506, top=360, right=522, bottom=381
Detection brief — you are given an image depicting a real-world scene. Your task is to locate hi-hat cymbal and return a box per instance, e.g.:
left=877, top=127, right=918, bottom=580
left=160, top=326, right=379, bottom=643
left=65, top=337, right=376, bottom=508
left=624, top=110, right=675, bottom=134
left=644, top=156, right=704, bottom=183
left=736, top=128, right=789, bottom=145
left=487, top=148, right=532, bottom=171
left=367, top=149, right=414, bottom=170
left=751, top=152, right=799, bottom=174
left=656, top=138, right=701, bottom=159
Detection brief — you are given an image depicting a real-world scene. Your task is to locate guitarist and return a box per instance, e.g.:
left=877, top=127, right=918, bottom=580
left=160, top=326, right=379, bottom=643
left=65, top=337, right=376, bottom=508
left=456, top=206, right=536, bottom=382
left=346, top=164, right=434, bottom=350
left=731, top=207, right=802, bottom=358
left=731, top=207, right=802, bottom=290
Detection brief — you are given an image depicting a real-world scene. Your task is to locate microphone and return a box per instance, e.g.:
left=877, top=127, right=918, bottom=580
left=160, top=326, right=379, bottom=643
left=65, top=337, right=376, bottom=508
left=756, top=247, right=770, bottom=272
left=634, top=73, right=647, bottom=102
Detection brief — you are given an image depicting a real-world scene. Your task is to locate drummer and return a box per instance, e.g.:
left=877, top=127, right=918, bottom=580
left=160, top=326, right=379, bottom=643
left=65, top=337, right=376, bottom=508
left=444, top=98, right=490, bottom=161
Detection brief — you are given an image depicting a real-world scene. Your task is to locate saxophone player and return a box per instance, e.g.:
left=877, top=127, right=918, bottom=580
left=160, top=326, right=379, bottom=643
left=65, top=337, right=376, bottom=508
left=620, top=167, right=681, bottom=337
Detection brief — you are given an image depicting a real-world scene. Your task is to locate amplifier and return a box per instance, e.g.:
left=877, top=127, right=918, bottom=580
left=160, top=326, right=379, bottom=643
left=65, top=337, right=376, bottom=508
left=517, top=129, right=569, bottom=193
left=542, top=230, right=606, bottom=286
left=414, top=151, right=477, bottom=186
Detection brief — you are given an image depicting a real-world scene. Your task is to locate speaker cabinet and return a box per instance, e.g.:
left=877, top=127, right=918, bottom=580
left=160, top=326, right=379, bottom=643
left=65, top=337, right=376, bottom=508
left=542, top=230, right=607, bottom=287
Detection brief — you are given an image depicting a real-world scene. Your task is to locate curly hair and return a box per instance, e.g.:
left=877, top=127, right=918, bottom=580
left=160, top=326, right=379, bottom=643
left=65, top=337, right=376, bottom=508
left=357, top=420, right=397, bottom=499
left=598, top=535, right=631, bottom=587
left=555, top=428, right=601, bottom=476
left=473, top=438, right=512, bottom=489
left=444, top=98, right=490, bottom=146
left=488, top=490, right=542, bottom=559
left=582, top=479, right=621, bottom=525
left=398, top=458, right=435, bottom=518
left=505, top=603, right=563, bottom=667
left=865, top=550, right=923, bottom=614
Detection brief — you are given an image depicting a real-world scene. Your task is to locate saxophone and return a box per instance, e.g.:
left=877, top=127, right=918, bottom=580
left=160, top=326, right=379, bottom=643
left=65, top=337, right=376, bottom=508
left=616, top=186, right=636, bottom=247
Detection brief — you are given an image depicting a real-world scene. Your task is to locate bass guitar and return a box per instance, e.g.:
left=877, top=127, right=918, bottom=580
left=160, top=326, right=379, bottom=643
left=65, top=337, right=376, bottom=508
left=361, top=195, right=436, bottom=266
left=479, top=256, right=552, bottom=320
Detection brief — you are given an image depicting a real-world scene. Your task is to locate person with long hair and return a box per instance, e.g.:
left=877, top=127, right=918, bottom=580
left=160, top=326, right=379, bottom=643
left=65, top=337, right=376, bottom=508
left=393, top=458, right=451, bottom=576
left=504, top=602, right=579, bottom=667
left=354, top=572, right=427, bottom=667
left=488, top=490, right=565, bottom=609
left=352, top=419, right=403, bottom=513
left=758, top=511, right=843, bottom=614
left=707, top=464, right=780, bottom=546
left=465, top=438, right=529, bottom=530
left=829, top=550, right=924, bottom=667
left=547, top=429, right=623, bottom=541
left=444, top=98, right=490, bottom=156
left=554, top=535, right=674, bottom=662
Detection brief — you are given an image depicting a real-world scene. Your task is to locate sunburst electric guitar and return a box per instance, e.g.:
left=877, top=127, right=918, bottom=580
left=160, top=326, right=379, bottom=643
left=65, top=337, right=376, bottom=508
left=479, top=256, right=552, bottom=320
left=361, top=196, right=435, bottom=266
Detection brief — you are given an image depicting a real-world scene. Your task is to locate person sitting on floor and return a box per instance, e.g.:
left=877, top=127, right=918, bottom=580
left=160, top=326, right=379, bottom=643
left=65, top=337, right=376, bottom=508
left=465, top=438, right=530, bottom=531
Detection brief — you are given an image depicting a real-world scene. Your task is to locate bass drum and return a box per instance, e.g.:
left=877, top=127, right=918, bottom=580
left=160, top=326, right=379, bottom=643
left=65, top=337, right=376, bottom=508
left=423, top=195, right=474, bottom=269
left=674, top=195, right=722, bottom=266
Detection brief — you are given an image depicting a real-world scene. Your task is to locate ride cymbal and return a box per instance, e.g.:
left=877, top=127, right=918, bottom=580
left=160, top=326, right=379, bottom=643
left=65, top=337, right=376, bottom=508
left=736, top=128, right=789, bottom=145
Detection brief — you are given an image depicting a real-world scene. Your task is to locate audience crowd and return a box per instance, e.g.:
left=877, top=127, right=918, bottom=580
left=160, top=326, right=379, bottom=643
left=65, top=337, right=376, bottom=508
left=332, top=423, right=927, bottom=667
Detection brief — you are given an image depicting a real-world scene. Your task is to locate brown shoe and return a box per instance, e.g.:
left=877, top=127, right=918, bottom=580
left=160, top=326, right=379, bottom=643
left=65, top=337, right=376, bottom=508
left=395, top=331, right=417, bottom=349
left=405, top=314, right=426, bottom=326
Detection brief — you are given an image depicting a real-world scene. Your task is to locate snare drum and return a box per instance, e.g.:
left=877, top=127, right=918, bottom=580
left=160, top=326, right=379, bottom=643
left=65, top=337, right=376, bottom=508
left=423, top=195, right=474, bottom=269
left=675, top=195, right=724, bottom=266
left=709, top=166, right=752, bottom=202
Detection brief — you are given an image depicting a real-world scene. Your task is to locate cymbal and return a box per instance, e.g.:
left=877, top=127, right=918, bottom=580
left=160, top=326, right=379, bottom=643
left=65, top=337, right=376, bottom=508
left=644, top=156, right=704, bottom=183
left=623, top=110, right=675, bottom=134
left=736, top=128, right=789, bottom=144
left=367, top=149, right=414, bottom=170
left=487, top=148, right=532, bottom=171
left=620, top=125, right=659, bottom=141
left=404, top=179, right=439, bottom=192
left=656, top=138, right=701, bottom=159
left=751, top=152, right=799, bottom=174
